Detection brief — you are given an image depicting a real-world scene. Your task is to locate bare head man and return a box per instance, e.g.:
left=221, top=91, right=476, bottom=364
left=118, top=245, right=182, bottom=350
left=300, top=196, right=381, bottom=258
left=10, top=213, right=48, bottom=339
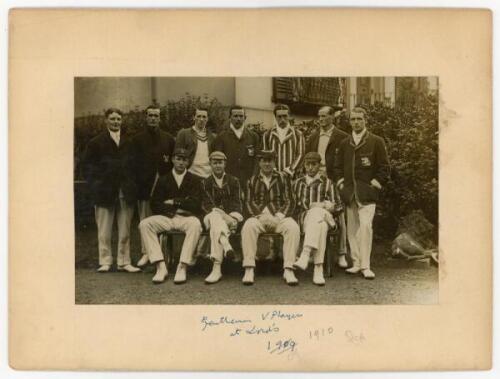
left=105, top=108, right=123, bottom=132
left=273, top=104, right=291, bottom=129
left=146, top=105, right=161, bottom=131
left=229, top=105, right=246, bottom=130
left=349, top=107, right=367, bottom=134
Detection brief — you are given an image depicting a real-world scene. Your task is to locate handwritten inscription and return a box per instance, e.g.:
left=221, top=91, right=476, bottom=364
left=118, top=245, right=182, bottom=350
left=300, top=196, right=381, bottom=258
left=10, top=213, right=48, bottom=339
left=267, top=338, right=297, bottom=355
left=308, top=327, right=334, bottom=340
left=345, top=330, right=366, bottom=344
left=200, top=316, right=252, bottom=331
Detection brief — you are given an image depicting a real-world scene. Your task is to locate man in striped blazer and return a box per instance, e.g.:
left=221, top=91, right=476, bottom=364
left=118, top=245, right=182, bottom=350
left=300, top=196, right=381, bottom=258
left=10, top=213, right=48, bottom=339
left=262, top=104, right=305, bottom=178
left=201, top=151, right=244, bottom=284
left=241, top=150, right=300, bottom=286
left=293, top=152, right=343, bottom=285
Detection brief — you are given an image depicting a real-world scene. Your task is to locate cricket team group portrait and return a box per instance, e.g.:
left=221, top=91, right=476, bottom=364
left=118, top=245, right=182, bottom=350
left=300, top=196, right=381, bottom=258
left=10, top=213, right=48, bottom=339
left=74, top=77, right=439, bottom=305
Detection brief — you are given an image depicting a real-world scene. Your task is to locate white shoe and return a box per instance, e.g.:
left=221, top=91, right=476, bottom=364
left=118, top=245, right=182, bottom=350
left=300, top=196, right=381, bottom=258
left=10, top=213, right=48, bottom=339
left=152, top=268, right=168, bottom=284
left=293, top=251, right=310, bottom=271
left=362, top=268, right=375, bottom=280
left=313, top=265, right=326, bottom=286
left=345, top=266, right=361, bottom=274
left=205, top=263, right=222, bottom=284
left=117, top=264, right=141, bottom=273
left=174, top=264, right=187, bottom=284
left=337, top=255, right=348, bottom=268
left=97, top=265, right=111, bottom=272
left=137, top=254, right=150, bottom=267
left=283, top=268, right=299, bottom=286
left=242, top=267, right=254, bottom=285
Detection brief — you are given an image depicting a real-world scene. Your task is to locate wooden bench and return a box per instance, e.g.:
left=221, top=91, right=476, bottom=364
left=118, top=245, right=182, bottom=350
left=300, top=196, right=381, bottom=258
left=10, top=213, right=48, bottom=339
left=159, top=229, right=340, bottom=277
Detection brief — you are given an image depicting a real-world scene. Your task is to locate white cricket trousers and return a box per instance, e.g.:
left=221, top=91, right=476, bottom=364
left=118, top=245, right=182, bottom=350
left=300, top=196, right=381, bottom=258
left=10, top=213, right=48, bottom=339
left=346, top=201, right=376, bottom=270
left=139, top=215, right=202, bottom=265
left=95, top=199, right=135, bottom=266
left=204, top=211, right=231, bottom=264
left=241, top=217, right=300, bottom=269
left=302, top=207, right=332, bottom=265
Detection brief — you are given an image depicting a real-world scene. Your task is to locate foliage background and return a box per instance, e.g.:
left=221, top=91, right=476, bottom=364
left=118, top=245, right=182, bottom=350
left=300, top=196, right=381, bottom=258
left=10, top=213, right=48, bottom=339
left=74, top=90, right=438, bottom=243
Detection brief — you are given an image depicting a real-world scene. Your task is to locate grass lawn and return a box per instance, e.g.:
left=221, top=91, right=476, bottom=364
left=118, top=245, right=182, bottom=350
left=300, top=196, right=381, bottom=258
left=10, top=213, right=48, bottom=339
left=75, top=224, right=438, bottom=305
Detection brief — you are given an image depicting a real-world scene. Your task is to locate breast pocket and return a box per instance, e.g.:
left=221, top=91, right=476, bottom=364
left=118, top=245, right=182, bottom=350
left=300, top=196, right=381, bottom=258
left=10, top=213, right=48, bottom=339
left=246, top=145, right=255, bottom=157
left=359, top=153, right=373, bottom=167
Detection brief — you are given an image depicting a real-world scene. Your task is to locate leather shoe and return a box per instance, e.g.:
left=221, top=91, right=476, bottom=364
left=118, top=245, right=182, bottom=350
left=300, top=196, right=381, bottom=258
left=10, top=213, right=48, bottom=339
left=205, top=264, right=222, bottom=284
left=293, top=251, right=310, bottom=271
left=313, top=265, right=326, bottom=286
left=345, top=266, right=361, bottom=274
left=97, top=265, right=111, bottom=272
left=152, top=269, right=168, bottom=284
left=174, top=264, right=187, bottom=284
left=117, top=264, right=141, bottom=273
left=137, top=254, right=150, bottom=268
left=283, top=269, right=299, bottom=286
left=362, top=268, right=375, bottom=280
left=242, top=268, right=254, bottom=285
left=337, top=255, right=348, bottom=268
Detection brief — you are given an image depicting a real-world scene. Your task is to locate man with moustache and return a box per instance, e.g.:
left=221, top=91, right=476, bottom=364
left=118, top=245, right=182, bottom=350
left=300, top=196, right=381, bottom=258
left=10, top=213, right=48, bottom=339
left=212, top=105, right=260, bottom=187
left=82, top=108, right=140, bottom=273
left=201, top=151, right=244, bottom=284
left=131, top=104, right=175, bottom=268
left=138, top=148, right=202, bottom=284
left=306, top=105, right=350, bottom=269
left=334, top=107, right=390, bottom=280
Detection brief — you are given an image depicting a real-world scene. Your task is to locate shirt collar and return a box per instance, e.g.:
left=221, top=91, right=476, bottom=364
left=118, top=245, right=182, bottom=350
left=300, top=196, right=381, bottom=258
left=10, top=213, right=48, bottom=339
left=305, top=172, right=322, bottom=185
left=172, top=168, right=187, bottom=180
left=352, top=128, right=367, bottom=144
left=230, top=123, right=244, bottom=139
left=320, top=125, right=335, bottom=136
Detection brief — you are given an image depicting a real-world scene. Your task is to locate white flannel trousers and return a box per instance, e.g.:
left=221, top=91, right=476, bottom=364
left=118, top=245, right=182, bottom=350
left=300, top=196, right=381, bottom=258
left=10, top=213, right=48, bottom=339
left=346, top=201, right=376, bottom=270
left=139, top=215, right=202, bottom=265
left=241, top=216, right=300, bottom=269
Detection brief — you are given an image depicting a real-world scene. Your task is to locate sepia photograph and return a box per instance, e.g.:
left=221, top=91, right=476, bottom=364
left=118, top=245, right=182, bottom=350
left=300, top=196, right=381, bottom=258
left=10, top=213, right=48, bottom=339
left=74, top=76, right=439, bottom=305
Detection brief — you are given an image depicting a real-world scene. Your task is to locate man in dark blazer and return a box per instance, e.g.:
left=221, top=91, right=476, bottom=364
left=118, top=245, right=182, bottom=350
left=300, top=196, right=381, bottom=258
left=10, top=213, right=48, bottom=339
left=138, top=148, right=202, bottom=284
left=201, top=151, right=244, bottom=284
left=334, top=107, right=390, bottom=280
left=131, top=104, right=175, bottom=267
left=82, top=108, right=140, bottom=273
left=306, top=105, right=350, bottom=269
left=212, top=105, right=260, bottom=187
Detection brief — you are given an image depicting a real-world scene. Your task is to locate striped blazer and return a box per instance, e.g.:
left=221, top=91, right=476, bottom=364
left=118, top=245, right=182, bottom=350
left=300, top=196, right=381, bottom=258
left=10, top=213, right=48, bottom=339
left=293, top=174, right=343, bottom=226
left=201, top=174, right=243, bottom=219
left=262, top=126, right=305, bottom=177
left=245, top=171, right=294, bottom=218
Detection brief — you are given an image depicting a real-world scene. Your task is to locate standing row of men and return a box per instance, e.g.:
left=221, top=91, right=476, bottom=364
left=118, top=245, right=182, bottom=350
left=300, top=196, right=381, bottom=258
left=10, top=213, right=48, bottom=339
left=82, top=102, right=389, bottom=286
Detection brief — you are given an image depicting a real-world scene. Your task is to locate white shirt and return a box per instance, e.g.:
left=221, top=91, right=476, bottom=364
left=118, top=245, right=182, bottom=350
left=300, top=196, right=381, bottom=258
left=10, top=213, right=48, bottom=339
left=318, top=125, right=334, bottom=165
left=305, top=173, right=321, bottom=185
left=213, top=173, right=225, bottom=188
left=230, top=123, right=244, bottom=139
left=108, top=129, right=120, bottom=146
left=352, top=128, right=367, bottom=145
left=276, top=125, right=291, bottom=143
left=172, top=168, right=187, bottom=188
left=189, top=140, right=211, bottom=178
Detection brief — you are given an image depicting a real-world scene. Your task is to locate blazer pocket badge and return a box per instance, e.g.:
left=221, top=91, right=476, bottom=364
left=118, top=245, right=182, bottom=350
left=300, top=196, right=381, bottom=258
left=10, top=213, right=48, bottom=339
left=361, top=156, right=371, bottom=167
left=247, top=145, right=255, bottom=157
left=163, top=154, right=170, bottom=163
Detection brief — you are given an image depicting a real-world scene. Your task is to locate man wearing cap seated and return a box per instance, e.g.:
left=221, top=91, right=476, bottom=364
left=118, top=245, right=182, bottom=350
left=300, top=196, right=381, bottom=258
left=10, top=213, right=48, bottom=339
left=293, top=152, right=343, bottom=285
left=241, top=149, right=300, bottom=286
left=138, top=148, right=202, bottom=284
left=201, top=151, right=244, bottom=284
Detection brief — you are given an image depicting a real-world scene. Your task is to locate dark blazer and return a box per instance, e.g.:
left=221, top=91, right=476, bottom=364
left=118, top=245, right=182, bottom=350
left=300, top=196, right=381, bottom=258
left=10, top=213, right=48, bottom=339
left=212, top=126, right=260, bottom=187
left=306, top=126, right=349, bottom=180
left=82, top=130, right=136, bottom=206
left=150, top=170, right=202, bottom=218
left=333, top=131, right=390, bottom=205
left=201, top=174, right=243, bottom=216
left=131, top=127, right=175, bottom=200
left=175, top=127, right=216, bottom=166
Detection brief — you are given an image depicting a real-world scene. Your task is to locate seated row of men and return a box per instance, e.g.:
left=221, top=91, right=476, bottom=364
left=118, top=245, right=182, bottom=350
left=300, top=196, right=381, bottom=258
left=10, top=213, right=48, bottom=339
left=139, top=148, right=341, bottom=286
